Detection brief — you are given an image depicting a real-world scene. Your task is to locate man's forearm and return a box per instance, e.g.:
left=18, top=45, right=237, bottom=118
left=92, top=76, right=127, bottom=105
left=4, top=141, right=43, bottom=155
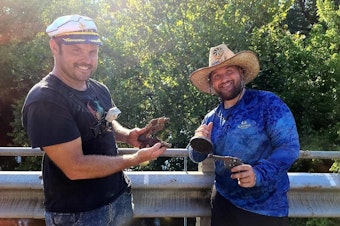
left=111, top=120, right=131, bottom=143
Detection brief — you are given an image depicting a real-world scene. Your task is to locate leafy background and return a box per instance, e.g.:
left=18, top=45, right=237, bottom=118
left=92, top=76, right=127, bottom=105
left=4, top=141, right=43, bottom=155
left=0, top=0, right=340, bottom=225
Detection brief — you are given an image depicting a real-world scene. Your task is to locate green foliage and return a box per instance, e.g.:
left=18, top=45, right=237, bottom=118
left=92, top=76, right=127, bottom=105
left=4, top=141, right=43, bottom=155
left=1, top=0, right=339, bottom=173
left=290, top=217, right=340, bottom=226
left=15, top=156, right=42, bottom=171
left=0, top=1, right=339, bottom=223
left=9, top=98, right=29, bottom=147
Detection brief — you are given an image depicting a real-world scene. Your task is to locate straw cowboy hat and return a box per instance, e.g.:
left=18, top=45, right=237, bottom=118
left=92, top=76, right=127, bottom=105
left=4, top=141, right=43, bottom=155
left=190, top=44, right=260, bottom=94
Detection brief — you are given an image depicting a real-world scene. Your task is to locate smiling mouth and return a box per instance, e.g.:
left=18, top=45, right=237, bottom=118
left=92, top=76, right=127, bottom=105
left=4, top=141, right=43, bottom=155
left=75, top=64, right=92, bottom=71
left=220, top=81, right=233, bottom=88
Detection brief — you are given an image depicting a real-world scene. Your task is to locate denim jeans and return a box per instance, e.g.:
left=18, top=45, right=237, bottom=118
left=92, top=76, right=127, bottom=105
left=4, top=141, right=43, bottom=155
left=45, top=190, right=134, bottom=226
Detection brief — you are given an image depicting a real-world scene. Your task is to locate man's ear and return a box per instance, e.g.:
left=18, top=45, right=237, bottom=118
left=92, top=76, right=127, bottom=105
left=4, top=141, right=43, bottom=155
left=208, top=72, right=212, bottom=85
left=49, top=39, right=59, bottom=56
left=239, top=69, right=246, bottom=88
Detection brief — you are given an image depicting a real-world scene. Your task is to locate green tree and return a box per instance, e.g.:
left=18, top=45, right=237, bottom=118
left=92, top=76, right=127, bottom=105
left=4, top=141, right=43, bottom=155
left=2, top=0, right=340, bottom=224
left=4, top=0, right=340, bottom=171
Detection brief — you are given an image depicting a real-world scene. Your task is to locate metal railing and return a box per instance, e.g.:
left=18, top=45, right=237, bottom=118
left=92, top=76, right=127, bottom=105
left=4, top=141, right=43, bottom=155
left=1, top=147, right=340, bottom=225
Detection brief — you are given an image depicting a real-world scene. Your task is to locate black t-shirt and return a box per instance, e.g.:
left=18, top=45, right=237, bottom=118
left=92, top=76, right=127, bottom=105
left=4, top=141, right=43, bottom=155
left=22, top=74, right=130, bottom=213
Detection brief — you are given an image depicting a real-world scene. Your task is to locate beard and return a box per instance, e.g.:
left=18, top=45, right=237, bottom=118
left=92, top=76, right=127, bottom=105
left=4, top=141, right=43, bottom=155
left=215, top=81, right=244, bottom=102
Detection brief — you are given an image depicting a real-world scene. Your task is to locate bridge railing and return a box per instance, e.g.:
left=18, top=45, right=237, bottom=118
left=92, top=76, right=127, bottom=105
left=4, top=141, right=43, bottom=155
left=1, top=147, right=340, bottom=225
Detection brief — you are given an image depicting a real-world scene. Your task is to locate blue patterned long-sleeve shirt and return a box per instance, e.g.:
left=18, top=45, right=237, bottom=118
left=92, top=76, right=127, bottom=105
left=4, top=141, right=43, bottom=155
left=188, top=89, right=300, bottom=217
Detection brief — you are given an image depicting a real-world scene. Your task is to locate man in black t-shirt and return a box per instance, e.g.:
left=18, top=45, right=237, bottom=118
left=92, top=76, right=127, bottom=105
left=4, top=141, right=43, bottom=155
left=22, top=15, right=167, bottom=226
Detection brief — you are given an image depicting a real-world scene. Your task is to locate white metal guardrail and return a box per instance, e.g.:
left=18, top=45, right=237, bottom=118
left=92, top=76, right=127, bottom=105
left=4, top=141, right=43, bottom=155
left=0, top=147, right=340, bottom=222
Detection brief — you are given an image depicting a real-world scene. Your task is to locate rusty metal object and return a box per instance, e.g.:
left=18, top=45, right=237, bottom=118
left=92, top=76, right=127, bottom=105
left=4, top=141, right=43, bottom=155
left=208, top=154, right=243, bottom=170
left=138, top=117, right=172, bottom=148
left=190, top=136, right=213, bottom=153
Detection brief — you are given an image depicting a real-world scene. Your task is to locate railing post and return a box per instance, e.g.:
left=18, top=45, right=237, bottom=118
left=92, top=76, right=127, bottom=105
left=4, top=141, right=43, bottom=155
left=196, top=158, right=214, bottom=226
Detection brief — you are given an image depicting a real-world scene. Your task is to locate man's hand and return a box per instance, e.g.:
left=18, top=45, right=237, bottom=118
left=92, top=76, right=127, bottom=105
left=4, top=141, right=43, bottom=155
left=190, top=122, right=214, bottom=153
left=194, top=122, right=213, bottom=139
left=134, top=142, right=167, bottom=164
left=137, top=117, right=171, bottom=148
left=230, top=164, right=256, bottom=188
left=127, top=127, right=148, bottom=148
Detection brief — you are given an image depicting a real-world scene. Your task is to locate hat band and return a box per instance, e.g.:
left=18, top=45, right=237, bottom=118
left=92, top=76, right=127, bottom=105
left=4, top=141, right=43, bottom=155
left=54, top=33, right=102, bottom=46
left=53, top=30, right=99, bottom=37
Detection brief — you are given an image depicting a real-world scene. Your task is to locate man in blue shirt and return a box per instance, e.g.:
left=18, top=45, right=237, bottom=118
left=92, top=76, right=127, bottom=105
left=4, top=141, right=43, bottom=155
left=188, top=44, right=300, bottom=226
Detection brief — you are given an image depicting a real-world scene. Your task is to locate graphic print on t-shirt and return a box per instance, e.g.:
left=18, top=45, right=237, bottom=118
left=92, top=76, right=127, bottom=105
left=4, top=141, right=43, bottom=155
left=87, top=100, right=105, bottom=121
left=86, top=99, right=113, bottom=136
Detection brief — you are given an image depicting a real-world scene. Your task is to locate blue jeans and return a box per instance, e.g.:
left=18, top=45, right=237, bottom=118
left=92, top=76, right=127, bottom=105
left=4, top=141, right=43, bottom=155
left=45, top=190, right=134, bottom=226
